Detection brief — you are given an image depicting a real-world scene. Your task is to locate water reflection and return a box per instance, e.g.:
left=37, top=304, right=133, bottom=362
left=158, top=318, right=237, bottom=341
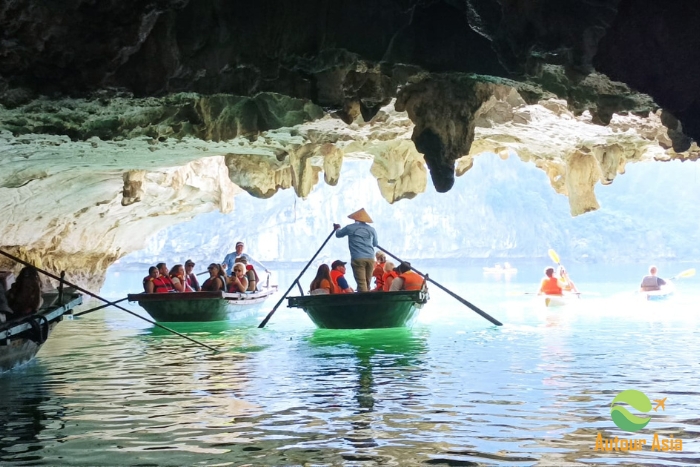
left=0, top=367, right=59, bottom=463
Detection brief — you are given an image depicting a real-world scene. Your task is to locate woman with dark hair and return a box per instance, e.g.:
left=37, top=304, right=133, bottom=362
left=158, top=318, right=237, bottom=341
left=309, top=264, right=335, bottom=295
left=201, top=263, right=226, bottom=292
left=6, top=266, right=43, bottom=317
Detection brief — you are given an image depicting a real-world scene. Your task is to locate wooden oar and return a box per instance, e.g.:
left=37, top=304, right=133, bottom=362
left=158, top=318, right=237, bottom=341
left=548, top=248, right=580, bottom=294
left=0, top=249, right=220, bottom=353
left=670, top=268, right=695, bottom=280
left=73, top=297, right=128, bottom=317
left=258, top=229, right=336, bottom=328
left=377, top=246, right=503, bottom=326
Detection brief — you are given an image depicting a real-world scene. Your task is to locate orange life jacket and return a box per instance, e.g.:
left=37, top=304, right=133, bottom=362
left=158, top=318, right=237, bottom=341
left=399, top=270, right=424, bottom=291
left=382, top=271, right=398, bottom=291
left=330, top=269, right=351, bottom=293
left=373, top=264, right=385, bottom=290
left=540, top=276, right=562, bottom=295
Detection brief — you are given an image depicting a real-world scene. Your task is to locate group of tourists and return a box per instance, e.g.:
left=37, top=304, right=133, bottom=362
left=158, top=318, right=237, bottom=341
left=308, top=208, right=426, bottom=295
left=142, top=241, right=269, bottom=294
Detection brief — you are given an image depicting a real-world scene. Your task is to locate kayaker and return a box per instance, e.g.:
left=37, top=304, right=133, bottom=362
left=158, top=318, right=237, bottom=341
left=640, top=266, right=667, bottom=292
left=538, top=267, right=563, bottom=295
left=333, top=208, right=378, bottom=292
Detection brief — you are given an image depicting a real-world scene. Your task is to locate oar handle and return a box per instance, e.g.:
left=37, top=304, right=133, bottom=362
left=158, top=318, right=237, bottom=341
left=258, top=229, right=336, bottom=328
left=377, top=246, right=503, bottom=326
left=0, top=249, right=220, bottom=353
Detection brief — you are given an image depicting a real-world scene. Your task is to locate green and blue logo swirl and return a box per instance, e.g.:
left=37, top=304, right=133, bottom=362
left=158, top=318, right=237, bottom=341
left=610, top=390, right=652, bottom=432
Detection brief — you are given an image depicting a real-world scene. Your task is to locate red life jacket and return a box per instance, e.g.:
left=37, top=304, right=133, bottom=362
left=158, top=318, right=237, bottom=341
left=399, top=270, right=424, bottom=291
left=152, top=276, right=174, bottom=293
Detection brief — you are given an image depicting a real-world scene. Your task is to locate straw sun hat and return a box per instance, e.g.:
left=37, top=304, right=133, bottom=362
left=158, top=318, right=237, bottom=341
left=347, top=208, right=373, bottom=223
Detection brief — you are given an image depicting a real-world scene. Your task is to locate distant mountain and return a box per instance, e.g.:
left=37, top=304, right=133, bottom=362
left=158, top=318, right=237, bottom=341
left=119, top=154, right=700, bottom=267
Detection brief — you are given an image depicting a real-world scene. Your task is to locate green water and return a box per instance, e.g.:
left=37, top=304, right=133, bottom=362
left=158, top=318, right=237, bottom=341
left=1, top=262, right=699, bottom=466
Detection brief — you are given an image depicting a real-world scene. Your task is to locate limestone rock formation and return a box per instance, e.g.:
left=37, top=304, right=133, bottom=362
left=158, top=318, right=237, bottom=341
left=1, top=0, right=700, bottom=284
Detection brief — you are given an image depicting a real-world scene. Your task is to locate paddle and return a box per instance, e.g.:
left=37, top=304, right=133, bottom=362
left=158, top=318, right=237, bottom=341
left=670, top=268, right=695, bottom=280
left=377, top=246, right=503, bottom=326
left=0, top=249, right=220, bottom=353
left=548, top=248, right=580, bottom=294
left=258, top=229, right=336, bottom=328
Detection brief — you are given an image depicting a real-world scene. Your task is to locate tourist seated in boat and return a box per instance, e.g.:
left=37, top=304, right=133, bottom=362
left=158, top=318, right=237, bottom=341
left=640, top=265, right=666, bottom=292
left=389, top=262, right=424, bottom=291
left=169, top=264, right=187, bottom=292
left=381, top=261, right=398, bottom=291
left=222, top=241, right=271, bottom=275
left=184, top=259, right=200, bottom=292
left=228, top=263, right=250, bottom=293
left=156, top=263, right=176, bottom=292
left=372, top=252, right=387, bottom=291
left=330, top=260, right=354, bottom=293
left=5, top=266, right=43, bottom=317
left=309, top=264, right=335, bottom=295
left=538, top=267, right=564, bottom=295
left=201, top=263, right=226, bottom=291
left=235, top=256, right=258, bottom=291
left=142, top=266, right=159, bottom=293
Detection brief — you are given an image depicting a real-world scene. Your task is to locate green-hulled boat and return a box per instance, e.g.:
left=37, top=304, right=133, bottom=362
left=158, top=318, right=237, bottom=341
left=128, top=285, right=277, bottom=322
left=1, top=290, right=83, bottom=373
left=287, top=290, right=429, bottom=329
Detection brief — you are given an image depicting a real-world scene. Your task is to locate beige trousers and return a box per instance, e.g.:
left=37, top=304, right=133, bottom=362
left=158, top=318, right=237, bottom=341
left=351, top=258, right=375, bottom=292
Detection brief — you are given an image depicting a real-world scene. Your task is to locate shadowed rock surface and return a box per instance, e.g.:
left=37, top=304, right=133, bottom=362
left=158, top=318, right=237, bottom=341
left=1, top=0, right=699, bottom=284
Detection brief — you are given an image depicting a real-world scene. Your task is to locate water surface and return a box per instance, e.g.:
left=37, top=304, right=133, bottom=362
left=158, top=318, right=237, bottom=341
left=2, top=261, right=699, bottom=466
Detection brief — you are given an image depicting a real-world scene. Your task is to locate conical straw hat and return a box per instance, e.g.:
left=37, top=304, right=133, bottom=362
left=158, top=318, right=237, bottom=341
left=347, top=208, right=373, bottom=223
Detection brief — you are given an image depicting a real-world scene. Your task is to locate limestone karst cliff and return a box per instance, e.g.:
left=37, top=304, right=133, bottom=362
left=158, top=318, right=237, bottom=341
left=1, top=0, right=700, bottom=284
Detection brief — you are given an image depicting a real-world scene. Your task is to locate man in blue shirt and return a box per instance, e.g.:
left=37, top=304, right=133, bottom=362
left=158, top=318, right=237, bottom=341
left=333, top=208, right=378, bottom=292
left=222, top=241, right=269, bottom=275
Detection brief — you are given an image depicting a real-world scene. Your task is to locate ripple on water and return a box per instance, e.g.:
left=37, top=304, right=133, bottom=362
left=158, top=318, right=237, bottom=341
left=1, top=282, right=700, bottom=465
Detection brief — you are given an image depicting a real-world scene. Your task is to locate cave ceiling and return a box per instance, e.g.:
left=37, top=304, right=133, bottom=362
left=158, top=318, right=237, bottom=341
left=1, top=0, right=699, bottom=277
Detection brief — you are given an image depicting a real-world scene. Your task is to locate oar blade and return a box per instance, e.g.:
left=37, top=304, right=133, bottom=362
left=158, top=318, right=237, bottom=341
left=548, top=249, right=560, bottom=264
left=674, top=268, right=696, bottom=279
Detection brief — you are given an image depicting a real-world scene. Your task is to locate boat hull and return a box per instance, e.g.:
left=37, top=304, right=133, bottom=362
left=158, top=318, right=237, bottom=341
left=128, top=287, right=277, bottom=322
left=287, top=290, right=428, bottom=329
left=0, top=292, right=83, bottom=373
left=543, top=293, right=579, bottom=307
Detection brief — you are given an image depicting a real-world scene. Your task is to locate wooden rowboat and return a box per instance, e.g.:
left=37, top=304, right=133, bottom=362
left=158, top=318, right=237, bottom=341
left=127, top=285, right=278, bottom=322
left=0, top=290, right=83, bottom=373
left=287, top=290, right=429, bottom=329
